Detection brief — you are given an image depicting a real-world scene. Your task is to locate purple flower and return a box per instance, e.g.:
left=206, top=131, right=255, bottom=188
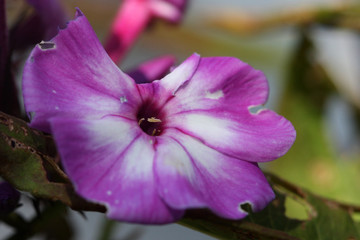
left=104, top=0, right=188, bottom=63
left=0, top=182, right=20, bottom=215
left=22, top=9, right=295, bottom=224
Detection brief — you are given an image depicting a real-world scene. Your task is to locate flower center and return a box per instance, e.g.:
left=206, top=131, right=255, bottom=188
left=137, top=102, right=164, bottom=136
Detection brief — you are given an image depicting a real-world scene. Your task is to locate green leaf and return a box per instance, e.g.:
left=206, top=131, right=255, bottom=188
left=180, top=173, right=360, bottom=240
left=0, top=111, right=105, bottom=212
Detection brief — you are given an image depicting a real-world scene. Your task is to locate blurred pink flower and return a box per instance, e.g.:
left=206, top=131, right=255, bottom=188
left=104, top=0, right=187, bottom=63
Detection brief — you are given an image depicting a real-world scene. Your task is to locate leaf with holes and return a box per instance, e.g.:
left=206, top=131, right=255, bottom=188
left=0, top=111, right=105, bottom=212
left=180, top=173, right=360, bottom=240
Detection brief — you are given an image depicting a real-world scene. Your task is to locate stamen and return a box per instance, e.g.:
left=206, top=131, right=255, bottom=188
left=151, top=129, right=161, bottom=136
left=147, top=117, right=162, bottom=123
left=136, top=100, right=164, bottom=136
left=138, top=118, right=145, bottom=125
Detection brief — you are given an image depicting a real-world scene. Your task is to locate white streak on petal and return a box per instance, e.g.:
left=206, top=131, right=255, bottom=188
left=122, top=136, right=154, bottom=176
left=205, top=90, right=224, bottom=100
left=170, top=113, right=233, bottom=153
left=248, top=105, right=266, bottom=114
left=160, top=53, right=200, bottom=95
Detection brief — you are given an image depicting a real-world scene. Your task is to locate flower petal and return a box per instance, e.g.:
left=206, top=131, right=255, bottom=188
left=155, top=129, right=274, bottom=219
left=50, top=117, right=183, bottom=223
left=127, top=55, right=175, bottom=84
left=160, top=53, right=200, bottom=96
left=22, top=9, right=141, bottom=133
left=161, top=56, right=295, bottom=162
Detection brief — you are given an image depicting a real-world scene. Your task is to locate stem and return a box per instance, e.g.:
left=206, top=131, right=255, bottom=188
left=265, top=172, right=360, bottom=213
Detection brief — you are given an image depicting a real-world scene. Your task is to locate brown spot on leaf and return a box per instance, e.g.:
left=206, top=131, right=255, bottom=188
left=0, top=115, right=7, bottom=123
left=0, top=114, right=14, bottom=130
left=8, top=119, right=14, bottom=131
left=272, top=198, right=280, bottom=207
left=21, top=126, right=28, bottom=136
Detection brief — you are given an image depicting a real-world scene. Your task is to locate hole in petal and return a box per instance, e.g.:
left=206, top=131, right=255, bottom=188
left=239, top=201, right=254, bottom=214
left=137, top=101, right=165, bottom=136
left=39, top=41, right=56, bottom=50
left=248, top=105, right=266, bottom=114
left=120, top=96, right=128, bottom=103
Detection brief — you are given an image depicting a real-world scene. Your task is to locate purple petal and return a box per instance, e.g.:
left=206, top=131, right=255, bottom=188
left=154, top=129, right=274, bottom=219
left=127, top=55, right=176, bottom=84
left=161, top=56, right=296, bottom=162
left=22, top=9, right=141, bottom=133
left=50, top=117, right=183, bottom=223
left=160, top=53, right=200, bottom=95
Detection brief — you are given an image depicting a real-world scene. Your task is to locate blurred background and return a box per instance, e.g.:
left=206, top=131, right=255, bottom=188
left=2, top=0, right=360, bottom=239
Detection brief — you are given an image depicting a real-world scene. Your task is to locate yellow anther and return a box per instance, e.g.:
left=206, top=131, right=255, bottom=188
left=151, top=129, right=162, bottom=136
left=138, top=118, right=145, bottom=125
left=147, top=117, right=162, bottom=123
left=151, top=129, right=156, bottom=136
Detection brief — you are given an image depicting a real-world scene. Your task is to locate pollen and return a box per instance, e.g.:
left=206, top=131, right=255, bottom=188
left=138, top=118, right=145, bottom=125
left=147, top=117, right=162, bottom=123
left=136, top=101, right=164, bottom=136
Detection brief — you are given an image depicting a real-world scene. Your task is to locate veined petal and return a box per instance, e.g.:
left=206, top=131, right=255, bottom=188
left=50, top=117, right=183, bottom=223
left=161, top=56, right=296, bottom=162
left=164, top=56, right=268, bottom=114
left=160, top=53, right=200, bottom=96
left=155, top=129, right=274, bottom=219
left=167, top=110, right=295, bottom=162
left=22, top=9, right=141, bottom=133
